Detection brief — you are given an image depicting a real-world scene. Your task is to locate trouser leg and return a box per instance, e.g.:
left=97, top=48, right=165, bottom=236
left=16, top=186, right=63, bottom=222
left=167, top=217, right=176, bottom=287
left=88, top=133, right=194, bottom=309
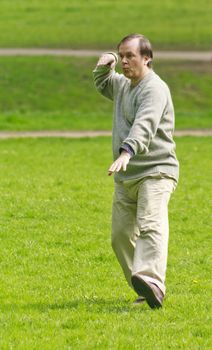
left=111, top=182, right=139, bottom=287
left=132, top=178, right=176, bottom=295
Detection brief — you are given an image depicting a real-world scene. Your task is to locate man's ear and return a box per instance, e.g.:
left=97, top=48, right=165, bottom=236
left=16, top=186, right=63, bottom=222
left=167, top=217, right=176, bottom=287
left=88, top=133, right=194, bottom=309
left=144, top=56, right=151, bottom=65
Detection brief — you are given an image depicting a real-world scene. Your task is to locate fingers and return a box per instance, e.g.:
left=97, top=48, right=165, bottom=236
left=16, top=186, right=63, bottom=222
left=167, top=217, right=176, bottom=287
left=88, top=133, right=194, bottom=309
left=122, top=161, right=127, bottom=172
left=97, top=53, right=116, bottom=67
left=108, top=156, right=129, bottom=176
left=108, top=161, right=119, bottom=175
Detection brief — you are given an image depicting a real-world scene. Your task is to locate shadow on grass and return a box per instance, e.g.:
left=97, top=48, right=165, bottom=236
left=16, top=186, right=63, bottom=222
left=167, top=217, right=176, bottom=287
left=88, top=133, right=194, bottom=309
left=1, top=298, right=149, bottom=313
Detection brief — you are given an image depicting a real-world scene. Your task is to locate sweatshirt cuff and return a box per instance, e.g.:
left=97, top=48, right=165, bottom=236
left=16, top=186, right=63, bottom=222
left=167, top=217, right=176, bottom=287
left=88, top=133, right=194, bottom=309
left=119, top=143, right=135, bottom=157
left=121, top=137, right=149, bottom=155
left=106, top=52, right=119, bottom=63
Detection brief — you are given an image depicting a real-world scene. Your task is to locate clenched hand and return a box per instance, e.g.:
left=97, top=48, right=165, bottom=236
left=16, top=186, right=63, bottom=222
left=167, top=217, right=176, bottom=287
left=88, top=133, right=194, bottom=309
left=97, top=53, right=118, bottom=69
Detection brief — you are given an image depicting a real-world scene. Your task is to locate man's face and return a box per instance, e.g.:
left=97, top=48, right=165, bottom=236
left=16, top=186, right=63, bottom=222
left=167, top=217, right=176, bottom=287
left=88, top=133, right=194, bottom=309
left=118, top=38, right=149, bottom=83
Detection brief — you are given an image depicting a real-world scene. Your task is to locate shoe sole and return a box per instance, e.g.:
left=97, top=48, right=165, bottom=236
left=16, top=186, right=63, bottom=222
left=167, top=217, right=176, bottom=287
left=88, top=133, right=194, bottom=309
left=133, top=297, right=146, bottom=305
left=131, top=275, right=163, bottom=309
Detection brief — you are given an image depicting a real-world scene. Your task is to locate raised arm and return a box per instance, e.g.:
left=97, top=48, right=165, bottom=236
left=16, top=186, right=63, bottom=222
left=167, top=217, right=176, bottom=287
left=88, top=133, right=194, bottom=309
left=93, top=52, right=121, bottom=100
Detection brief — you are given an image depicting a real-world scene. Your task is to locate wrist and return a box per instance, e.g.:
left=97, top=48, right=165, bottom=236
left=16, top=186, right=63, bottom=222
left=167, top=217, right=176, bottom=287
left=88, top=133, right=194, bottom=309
left=119, top=143, right=134, bottom=158
left=121, top=150, right=131, bottom=159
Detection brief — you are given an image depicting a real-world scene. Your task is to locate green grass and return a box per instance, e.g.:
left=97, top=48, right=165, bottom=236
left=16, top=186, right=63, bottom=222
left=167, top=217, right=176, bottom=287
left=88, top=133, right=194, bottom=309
left=0, top=0, right=211, bottom=50
left=0, top=136, right=211, bottom=349
left=0, top=57, right=211, bottom=131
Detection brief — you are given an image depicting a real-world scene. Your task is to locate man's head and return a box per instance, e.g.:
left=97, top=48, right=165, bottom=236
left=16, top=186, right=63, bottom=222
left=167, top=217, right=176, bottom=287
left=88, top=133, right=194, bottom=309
left=117, top=34, right=153, bottom=85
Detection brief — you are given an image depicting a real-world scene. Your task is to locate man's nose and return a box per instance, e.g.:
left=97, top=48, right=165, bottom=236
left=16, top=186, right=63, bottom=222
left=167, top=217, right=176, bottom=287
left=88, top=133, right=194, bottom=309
left=121, top=56, right=128, bottom=64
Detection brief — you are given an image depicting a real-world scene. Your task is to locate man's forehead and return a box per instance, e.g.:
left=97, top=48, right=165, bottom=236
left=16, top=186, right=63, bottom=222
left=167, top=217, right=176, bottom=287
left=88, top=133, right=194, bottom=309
left=118, top=38, right=140, bottom=53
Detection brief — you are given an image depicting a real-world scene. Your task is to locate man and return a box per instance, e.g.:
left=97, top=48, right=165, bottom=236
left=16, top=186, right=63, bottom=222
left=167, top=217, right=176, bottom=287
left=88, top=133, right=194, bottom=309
left=93, top=34, right=179, bottom=309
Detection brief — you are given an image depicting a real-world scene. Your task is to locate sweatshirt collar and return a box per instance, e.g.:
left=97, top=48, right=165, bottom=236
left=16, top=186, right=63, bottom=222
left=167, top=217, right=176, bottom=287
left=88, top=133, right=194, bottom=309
left=130, top=69, right=155, bottom=89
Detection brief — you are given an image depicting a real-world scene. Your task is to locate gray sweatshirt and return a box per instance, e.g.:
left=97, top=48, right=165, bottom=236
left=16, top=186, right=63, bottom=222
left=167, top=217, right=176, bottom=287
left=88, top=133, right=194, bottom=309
left=93, top=62, right=179, bottom=183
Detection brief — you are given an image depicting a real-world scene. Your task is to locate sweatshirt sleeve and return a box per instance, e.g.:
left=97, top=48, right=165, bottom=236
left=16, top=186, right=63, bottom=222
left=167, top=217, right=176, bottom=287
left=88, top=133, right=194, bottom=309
left=120, top=84, right=167, bottom=155
left=93, top=64, right=122, bottom=101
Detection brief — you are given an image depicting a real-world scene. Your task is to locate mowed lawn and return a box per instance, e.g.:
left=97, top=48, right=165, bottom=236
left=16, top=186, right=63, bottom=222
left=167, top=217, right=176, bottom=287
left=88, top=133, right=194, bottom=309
left=0, top=137, right=211, bottom=349
left=0, top=57, right=211, bottom=131
left=0, top=0, right=211, bottom=50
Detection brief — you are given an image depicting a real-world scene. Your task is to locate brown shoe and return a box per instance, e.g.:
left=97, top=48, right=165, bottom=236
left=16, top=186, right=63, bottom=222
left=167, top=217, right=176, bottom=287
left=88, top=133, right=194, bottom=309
left=133, top=296, right=146, bottom=304
left=131, top=275, right=164, bottom=309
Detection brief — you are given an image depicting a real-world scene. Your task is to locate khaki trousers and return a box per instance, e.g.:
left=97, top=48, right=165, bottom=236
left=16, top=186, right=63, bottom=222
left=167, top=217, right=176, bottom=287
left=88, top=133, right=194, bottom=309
left=111, top=173, right=177, bottom=295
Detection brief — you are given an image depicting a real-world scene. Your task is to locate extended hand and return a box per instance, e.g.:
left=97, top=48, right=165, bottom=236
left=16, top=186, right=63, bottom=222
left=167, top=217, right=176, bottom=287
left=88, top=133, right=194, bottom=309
left=108, top=151, right=131, bottom=176
left=97, top=53, right=117, bottom=69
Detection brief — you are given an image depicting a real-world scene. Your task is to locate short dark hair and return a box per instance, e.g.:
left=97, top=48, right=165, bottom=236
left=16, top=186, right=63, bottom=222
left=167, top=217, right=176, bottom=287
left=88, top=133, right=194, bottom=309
left=117, top=33, right=153, bottom=68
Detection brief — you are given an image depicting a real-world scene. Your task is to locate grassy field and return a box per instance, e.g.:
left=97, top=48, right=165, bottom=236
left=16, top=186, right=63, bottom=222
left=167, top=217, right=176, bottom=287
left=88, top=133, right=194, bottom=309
left=0, top=1, right=210, bottom=348
left=0, top=57, right=211, bottom=131
left=0, top=136, right=211, bottom=349
left=0, top=0, right=211, bottom=50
